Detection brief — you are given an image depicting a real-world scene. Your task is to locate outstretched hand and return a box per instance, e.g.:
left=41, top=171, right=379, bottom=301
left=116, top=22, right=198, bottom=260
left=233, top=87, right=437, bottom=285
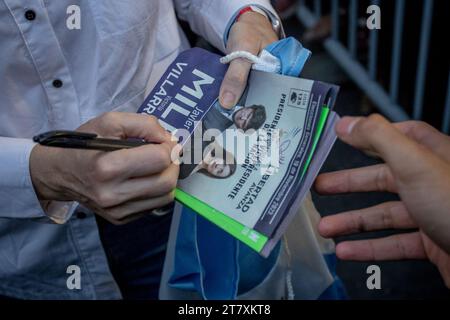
left=315, top=115, right=450, bottom=288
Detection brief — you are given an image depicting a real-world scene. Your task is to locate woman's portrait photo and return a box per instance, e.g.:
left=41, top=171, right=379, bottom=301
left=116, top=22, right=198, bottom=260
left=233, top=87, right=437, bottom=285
left=179, top=140, right=237, bottom=180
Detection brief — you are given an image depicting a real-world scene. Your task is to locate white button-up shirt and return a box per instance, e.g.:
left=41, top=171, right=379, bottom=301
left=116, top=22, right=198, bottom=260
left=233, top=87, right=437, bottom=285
left=0, top=0, right=276, bottom=299
left=0, top=0, right=276, bottom=220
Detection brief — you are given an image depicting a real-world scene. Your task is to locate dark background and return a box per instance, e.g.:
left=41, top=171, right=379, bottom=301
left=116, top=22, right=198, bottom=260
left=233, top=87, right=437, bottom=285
left=282, top=10, right=450, bottom=299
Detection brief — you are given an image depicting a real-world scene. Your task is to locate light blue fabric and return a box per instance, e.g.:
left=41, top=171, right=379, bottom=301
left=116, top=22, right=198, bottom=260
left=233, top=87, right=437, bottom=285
left=168, top=210, right=240, bottom=299
left=169, top=37, right=313, bottom=300
left=222, top=3, right=284, bottom=46
left=265, top=37, right=312, bottom=76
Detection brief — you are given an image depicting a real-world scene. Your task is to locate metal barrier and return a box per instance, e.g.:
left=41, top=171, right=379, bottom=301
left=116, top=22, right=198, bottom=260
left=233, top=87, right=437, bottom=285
left=296, top=0, right=450, bottom=133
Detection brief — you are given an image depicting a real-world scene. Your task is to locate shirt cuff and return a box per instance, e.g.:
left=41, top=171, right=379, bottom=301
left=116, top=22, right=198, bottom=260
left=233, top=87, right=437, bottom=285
left=177, top=0, right=279, bottom=53
left=0, top=137, right=74, bottom=223
left=223, top=1, right=286, bottom=50
left=39, top=200, right=78, bottom=224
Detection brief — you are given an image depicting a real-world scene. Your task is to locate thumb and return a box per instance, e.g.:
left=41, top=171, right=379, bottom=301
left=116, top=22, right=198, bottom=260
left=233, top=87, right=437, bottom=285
left=336, top=114, right=433, bottom=182
left=219, top=58, right=252, bottom=109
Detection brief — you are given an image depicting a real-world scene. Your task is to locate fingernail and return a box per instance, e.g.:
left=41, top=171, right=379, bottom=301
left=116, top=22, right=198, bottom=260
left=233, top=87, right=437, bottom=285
left=318, top=219, right=331, bottom=237
left=166, top=132, right=179, bottom=144
left=336, top=243, right=352, bottom=260
left=170, top=135, right=179, bottom=143
left=336, top=117, right=361, bottom=136
left=221, top=91, right=236, bottom=108
left=162, top=130, right=170, bottom=140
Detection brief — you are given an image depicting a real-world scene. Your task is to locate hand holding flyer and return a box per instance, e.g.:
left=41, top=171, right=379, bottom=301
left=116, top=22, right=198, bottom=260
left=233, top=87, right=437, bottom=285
left=138, top=48, right=340, bottom=257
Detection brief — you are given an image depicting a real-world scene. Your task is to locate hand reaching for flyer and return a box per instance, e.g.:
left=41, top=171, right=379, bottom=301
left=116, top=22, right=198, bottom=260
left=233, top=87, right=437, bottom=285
left=315, top=115, right=450, bottom=288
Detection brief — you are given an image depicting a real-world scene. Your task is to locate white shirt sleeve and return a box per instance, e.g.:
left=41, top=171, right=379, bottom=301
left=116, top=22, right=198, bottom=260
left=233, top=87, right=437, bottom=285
left=0, top=137, right=74, bottom=223
left=174, top=0, right=278, bottom=52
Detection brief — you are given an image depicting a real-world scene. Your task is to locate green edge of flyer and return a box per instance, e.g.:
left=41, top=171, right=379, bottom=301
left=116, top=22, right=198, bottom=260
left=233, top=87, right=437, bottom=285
left=174, top=106, right=331, bottom=253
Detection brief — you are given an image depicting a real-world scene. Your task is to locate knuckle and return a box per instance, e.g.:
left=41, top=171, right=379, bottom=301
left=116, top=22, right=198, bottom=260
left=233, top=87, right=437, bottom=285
left=411, top=120, right=427, bottom=129
left=394, top=234, right=408, bottom=259
left=359, top=114, right=386, bottom=133
left=408, top=120, right=426, bottom=128
left=161, top=173, right=178, bottom=193
left=375, top=165, right=389, bottom=191
left=97, top=112, right=122, bottom=134
left=94, top=190, right=116, bottom=208
left=101, top=112, right=120, bottom=125
left=381, top=203, right=394, bottom=228
left=155, top=147, right=172, bottom=169
left=146, top=115, right=159, bottom=126
left=226, top=72, right=246, bottom=87
left=94, top=158, right=119, bottom=181
left=366, top=113, right=385, bottom=126
left=410, top=120, right=432, bottom=135
left=350, top=211, right=366, bottom=233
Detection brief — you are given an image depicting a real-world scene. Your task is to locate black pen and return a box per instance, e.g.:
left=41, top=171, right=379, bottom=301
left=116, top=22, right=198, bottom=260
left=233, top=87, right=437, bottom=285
left=33, top=130, right=149, bottom=152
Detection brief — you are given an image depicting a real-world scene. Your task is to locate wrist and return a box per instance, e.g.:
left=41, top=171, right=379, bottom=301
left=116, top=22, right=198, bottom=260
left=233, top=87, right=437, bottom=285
left=234, top=11, right=279, bottom=44
left=29, top=144, right=70, bottom=201
left=236, top=6, right=268, bottom=22
left=235, top=6, right=282, bottom=40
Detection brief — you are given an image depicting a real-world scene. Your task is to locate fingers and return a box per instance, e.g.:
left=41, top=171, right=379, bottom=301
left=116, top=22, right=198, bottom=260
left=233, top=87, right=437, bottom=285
left=315, top=164, right=396, bottom=194
left=66, top=112, right=181, bottom=225
left=111, top=192, right=175, bottom=222
left=394, top=121, right=450, bottom=161
left=88, top=162, right=178, bottom=208
left=336, top=115, right=435, bottom=183
left=318, top=201, right=417, bottom=238
left=81, top=112, right=171, bottom=144
left=96, top=191, right=175, bottom=225
left=365, top=121, right=450, bottom=161
left=336, top=232, right=427, bottom=261
left=332, top=115, right=450, bottom=256
left=97, top=142, right=176, bottom=180
left=84, top=142, right=178, bottom=211
left=112, top=164, right=179, bottom=203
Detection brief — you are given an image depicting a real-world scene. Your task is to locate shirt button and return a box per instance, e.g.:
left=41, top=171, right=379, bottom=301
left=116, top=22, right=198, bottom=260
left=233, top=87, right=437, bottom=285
left=52, top=79, right=63, bottom=88
left=25, top=10, right=36, bottom=21
left=76, top=211, right=87, bottom=219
